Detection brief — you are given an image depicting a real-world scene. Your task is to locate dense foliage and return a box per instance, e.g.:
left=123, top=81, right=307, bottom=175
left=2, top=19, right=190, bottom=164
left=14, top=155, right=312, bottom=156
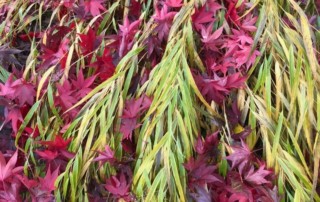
left=0, top=0, right=319, bottom=201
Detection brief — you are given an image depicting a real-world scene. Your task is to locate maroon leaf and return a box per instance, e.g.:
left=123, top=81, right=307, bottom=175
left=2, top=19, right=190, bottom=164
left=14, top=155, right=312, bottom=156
left=11, top=78, right=36, bottom=106
left=0, top=74, right=15, bottom=99
left=71, top=70, right=96, bottom=99
left=0, top=150, right=23, bottom=182
left=226, top=140, right=251, bottom=174
left=40, top=38, right=70, bottom=69
left=118, top=17, right=141, bottom=57
left=83, top=0, right=106, bottom=17
left=184, top=158, right=222, bottom=188
left=153, top=5, right=177, bottom=41
left=3, top=107, right=23, bottom=133
left=55, top=80, right=77, bottom=111
left=78, top=27, right=102, bottom=61
left=122, top=95, right=152, bottom=119
left=93, top=145, right=116, bottom=164
left=192, top=6, right=214, bottom=31
left=105, top=172, right=131, bottom=198
left=90, top=48, right=115, bottom=81
left=35, top=150, right=59, bottom=161
left=120, top=118, right=139, bottom=140
left=39, top=166, right=60, bottom=193
left=244, top=164, right=272, bottom=185
left=38, top=135, right=72, bottom=151
left=200, top=24, right=224, bottom=52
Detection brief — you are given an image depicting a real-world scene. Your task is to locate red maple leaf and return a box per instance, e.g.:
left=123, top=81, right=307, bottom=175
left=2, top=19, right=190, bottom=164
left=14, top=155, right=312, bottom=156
left=122, top=95, right=152, bottom=119
left=71, top=70, right=96, bottom=99
left=55, top=80, right=77, bottom=111
left=38, top=166, right=60, bottom=193
left=240, top=15, right=258, bottom=32
left=195, top=131, right=219, bottom=155
left=38, top=135, right=72, bottom=151
left=153, top=5, right=177, bottom=41
left=226, top=140, right=252, bottom=174
left=35, top=150, right=59, bottom=161
left=184, top=158, right=223, bottom=188
left=78, top=27, right=102, bottom=61
left=93, top=145, right=116, bottom=164
left=192, top=6, right=215, bottom=31
left=120, top=118, right=139, bottom=140
left=11, top=78, right=36, bottom=106
left=0, top=151, right=23, bottom=182
left=0, top=180, right=22, bottom=202
left=118, top=17, right=141, bottom=57
left=244, top=164, right=272, bottom=185
left=40, top=38, right=70, bottom=69
left=3, top=107, right=23, bottom=133
left=128, top=0, right=142, bottom=18
left=89, top=48, right=115, bottom=81
left=105, top=172, right=131, bottom=198
left=0, top=74, right=15, bottom=99
left=226, top=2, right=241, bottom=26
left=200, top=24, right=224, bottom=51
left=120, top=95, right=152, bottom=140
left=233, top=45, right=260, bottom=69
left=83, top=0, right=106, bottom=17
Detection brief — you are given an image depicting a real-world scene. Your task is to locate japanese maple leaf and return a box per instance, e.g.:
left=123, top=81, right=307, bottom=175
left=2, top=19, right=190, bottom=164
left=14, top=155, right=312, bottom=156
left=192, top=6, right=215, bottom=31
left=11, top=78, right=36, bottom=106
left=244, top=165, right=272, bottom=185
left=120, top=94, right=152, bottom=140
left=71, top=70, right=96, bottom=99
left=207, top=0, right=223, bottom=14
left=90, top=48, right=115, bottom=80
left=105, top=172, right=131, bottom=198
left=39, top=166, right=60, bottom=193
left=0, top=151, right=23, bottom=182
left=240, top=15, right=258, bottom=32
left=17, top=175, right=38, bottom=190
left=78, top=27, right=102, bottom=61
left=165, top=0, right=183, bottom=8
left=38, top=135, right=72, bottom=151
left=184, top=158, right=222, bottom=188
left=35, top=150, right=59, bottom=161
left=200, top=24, right=224, bottom=51
left=192, top=72, right=229, bottom=104
left=226, top=140, right=252, bottom=174
left=120, top=118, right=139, bottom=140
left=153, top=5, right=177, bottom=41
left=83, top=0, right=106, bottom=17
left=93, top=145, right=116, bottom=164
left=118, top=17, right=141, bottom=57
left=226, top=2, right=241, bottom=26
left=40, top=38, right=70, bottom=69
left=3, top=107, right=23, bottom=133
left=122, top=95, right=152, bottom=119
left=233, top=45, right=260, bottom=69
left=0, top=180, right=22, bottom=202
left=55, top=80, right=77, bottom=111
left=225, top=73, right=247, bottom=89
left=0, top=74, right=15, bottom=99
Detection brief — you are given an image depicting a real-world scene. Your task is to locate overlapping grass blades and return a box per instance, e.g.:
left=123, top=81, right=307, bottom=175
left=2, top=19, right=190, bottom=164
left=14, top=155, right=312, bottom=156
left=245, top=0, right=320, bottom=201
